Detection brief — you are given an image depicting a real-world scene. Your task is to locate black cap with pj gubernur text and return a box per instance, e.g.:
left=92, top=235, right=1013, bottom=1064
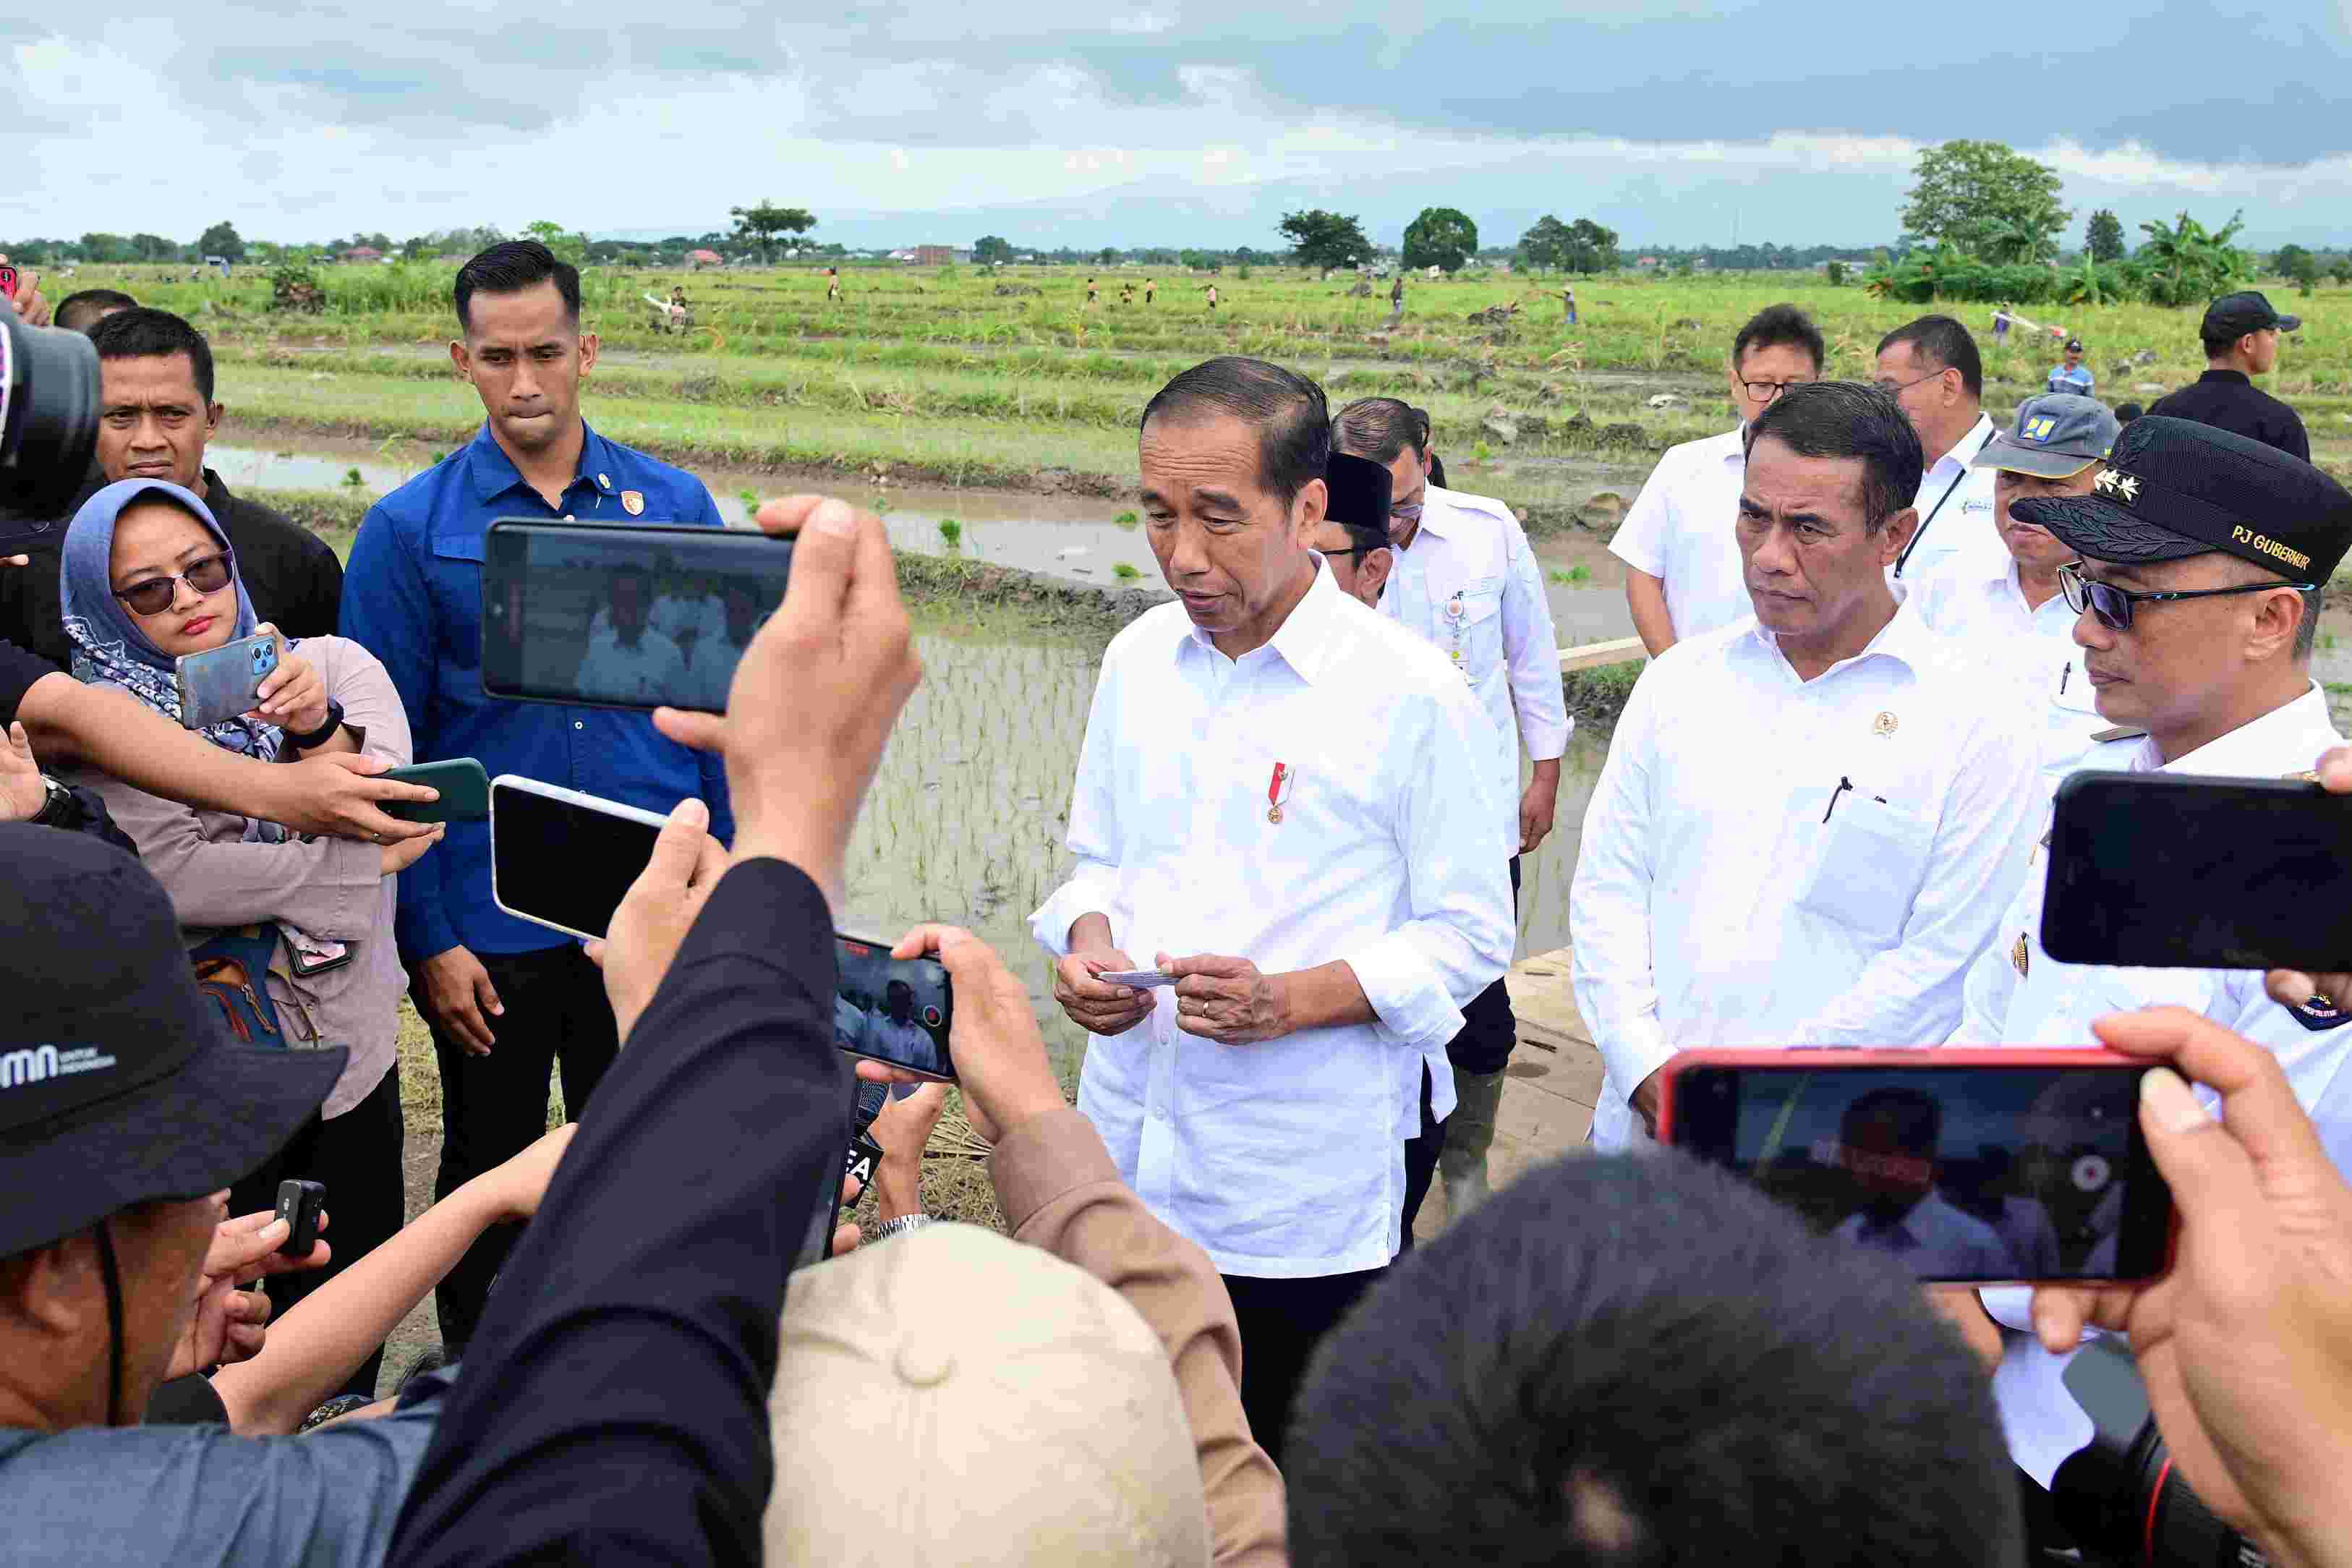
left=2011, top=415, right=2352, bottom=581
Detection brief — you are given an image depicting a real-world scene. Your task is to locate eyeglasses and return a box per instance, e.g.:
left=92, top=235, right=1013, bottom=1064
left=114, top=550, right=234, bottom=616
left=1739, top=379, right=1811, bottom=402
left=2058, top=561, right=2318, bottom=632
left=1388, top=501, right=1426, bottom=525
left=1872, top=370, right=1949, bottom=396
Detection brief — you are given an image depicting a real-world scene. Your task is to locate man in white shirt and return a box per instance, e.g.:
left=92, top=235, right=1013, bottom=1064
left=1614, top=304, right=1825, bottom=654
left=1032, top=356, right=1512, bottom=1461
left=1571, top=382, right=2041, bottom=1152
left=573, top=567, right=688, bottom=706
left=864, top=979, right=942, bottom=1077
left=1875, top=315, right=2003, bottom=589
left=1332, top=396, right=1570, bottom=1224
left=1942, top=416, right=2352, bottom=1508
left=1825, top=1088, right=2016, bottom=1277
left=1911, top=393, right=2119, bottom=785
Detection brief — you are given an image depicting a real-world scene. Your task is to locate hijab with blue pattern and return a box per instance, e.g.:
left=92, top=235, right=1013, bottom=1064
left=60, top=478, right=285, bottom=767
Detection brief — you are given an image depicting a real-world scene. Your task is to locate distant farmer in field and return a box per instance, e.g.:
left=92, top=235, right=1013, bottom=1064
left=1334, top=395, right=1569, bottom=1239
left=2046, top=338, right=2094, bottom=399
left=1203, top=282, right=1219, bottom=311
left=1615, top=303, right=1824, bottom=654
left=1875, top=315, right=2001, bottom=589
left=1991, top=307, right=2012, bottom=347
left=1119, top=282, right=1135, bottom=307
left=1389, top=274, right=1404, bottom=310
left=1145, top=277, right=1156, bottom=304
left=2148, top=290, right=2310, bottom=461
left=1561, top=286, right=1577, bottom=326
left=1087, top=277, right=1099, bottom=305
left=826, top=267, right=840, bottom=303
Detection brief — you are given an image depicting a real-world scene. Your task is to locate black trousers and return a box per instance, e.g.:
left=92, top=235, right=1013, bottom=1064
left=227, top=1062, right=406, bottom=1399
left=1221, top=1266, right=1386, bottom=1466
left=419, top=943, right=620, bottom=1352
left=1399, top=856, right=1521, bottom=1243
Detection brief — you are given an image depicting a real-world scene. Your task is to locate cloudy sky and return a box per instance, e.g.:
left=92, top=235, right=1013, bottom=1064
left=7, top=3, right=2351, bottom=252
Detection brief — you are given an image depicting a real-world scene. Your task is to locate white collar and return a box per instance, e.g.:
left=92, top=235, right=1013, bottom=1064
left=1177, top=554, right=1345, bottom=685
left=2139, top=683, right=2339, bottom=775
left=1930, top=413, right=1996, bottom=474
left=1744, top=587, right=1929, bottom=682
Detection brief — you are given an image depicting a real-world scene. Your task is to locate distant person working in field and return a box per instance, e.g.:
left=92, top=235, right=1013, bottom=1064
left=1614, top=303, right=1824, bottom=654
left=0, top=308, right=344, bottom=673
left=1560, top=286, right=1577, bottom=325
left=1389, top=273, right=1404, bottom=310
left=1910, top=393, right=2121, bottom=785
left=1035, top=357, right=1510, bottom=1462
left=826, top=266, right=841, bottom=303
left=2149, top=290, right=2310, bottom=461
left=1203, top=281, right=1219, bottom=311
left=2046, top=338, right=2094, bottom=399
left=1335, top=395, right=1567, bottom=1235
left=1145, top=276, right=1156, bottom=304
left=1875, top=315, right=2002, bottom=589
left=1087, top=276, right=1099, bottom=305
left=340, top=239, right=733, bottom=1353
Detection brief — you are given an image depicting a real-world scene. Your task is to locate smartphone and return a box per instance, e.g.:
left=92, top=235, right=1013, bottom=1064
left=832, top=933, right=955, bottom=1081
left=2045, top=771, right=2352, bottom=971
left=1658, top=1049, right=2174, bottom=1283
left=490, top=775, right=668, bottom=942
left=479, top=519, right=792, bottom=713
left=276, top=1178, right=326, bottom=1258
left=380, top=758, right=490, bottom=824
left=176, top=632, right=280, bottom=729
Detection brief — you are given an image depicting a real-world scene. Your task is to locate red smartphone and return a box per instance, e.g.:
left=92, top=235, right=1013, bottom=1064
left=1657, top=1048, right=2175, bottom=1283
left=0, top=265, right=18, bottom=302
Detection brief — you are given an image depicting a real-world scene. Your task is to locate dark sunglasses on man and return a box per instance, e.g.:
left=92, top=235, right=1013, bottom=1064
left=2057, top=561, right=2318, bottom=633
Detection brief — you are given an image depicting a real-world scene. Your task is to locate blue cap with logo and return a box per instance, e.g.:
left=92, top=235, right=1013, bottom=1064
left=1974, top=393, right=2119, bottom=480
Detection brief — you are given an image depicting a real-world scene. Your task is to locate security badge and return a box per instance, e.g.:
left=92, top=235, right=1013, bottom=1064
left=1872, top=711, right=1898, bottom=737
left=621, top=490, right=646, bottom=516
left=2092, top=466, right=2143, bottom=505
left=1445, top=593, right=1468, bottom=671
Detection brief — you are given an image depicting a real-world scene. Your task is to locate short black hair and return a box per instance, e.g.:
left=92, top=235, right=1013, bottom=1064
left=2202, top=323, right=2261, bottom=360
left=55, top=288, right=137, bottom=334
left=1842, top=1086, right=1943, bottom=1156
left=1139, top=357, right=1331, bottom=506
left=1878, top=314, right=1983, bottom=399
left=1287, top=1152, right=2020, bottom=1568
left=1743, top=382, right=1924, bottom=534
left=2115, top=402, right=2144, bottom=425
left=453, top=240, right=581, bottom=333
left=1732, top=303, right=1825, bottom=375
left=86, top=308, right=215, bottom=403
left=1334, top=397, right=1426, bottom=465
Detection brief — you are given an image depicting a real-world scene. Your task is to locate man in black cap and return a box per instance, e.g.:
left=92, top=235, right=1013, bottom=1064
left=1305, top=450, right=1394, bottom=609
left=2045, top=338, right=2094, bottom=400
left=1944, top=415, right=2352, bottom=1533
left=2149, top=291, right=2309, bottom=461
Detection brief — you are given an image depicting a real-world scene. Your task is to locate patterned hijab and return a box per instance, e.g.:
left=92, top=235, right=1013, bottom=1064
left=59, top=479, right=284, bottom=766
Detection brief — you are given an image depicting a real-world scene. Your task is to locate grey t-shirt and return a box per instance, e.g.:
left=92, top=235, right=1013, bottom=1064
left=0, top=1386, right=443, bottom=1566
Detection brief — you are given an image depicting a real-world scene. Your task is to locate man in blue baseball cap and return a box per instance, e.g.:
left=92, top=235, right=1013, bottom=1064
left=2149, top=291, right=2309, bottom=461
left=1914, top=392, right=2121, bottom=783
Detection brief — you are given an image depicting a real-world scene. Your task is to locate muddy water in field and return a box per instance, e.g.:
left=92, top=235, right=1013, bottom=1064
left=848, top=619, right=1608, bottom=1081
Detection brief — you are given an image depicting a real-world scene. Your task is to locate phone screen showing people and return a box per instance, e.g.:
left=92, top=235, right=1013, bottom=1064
left=1671, top=1065, right=2171, bottom=1282
left=480, top=520, right=793, bottom=713
left=832, top=934, right=953, bottom=1081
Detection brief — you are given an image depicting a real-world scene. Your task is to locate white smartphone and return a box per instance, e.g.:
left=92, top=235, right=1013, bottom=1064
left=1096, top=968, right=1176, bottom=989
left=489, top=775, right=670, bottom=942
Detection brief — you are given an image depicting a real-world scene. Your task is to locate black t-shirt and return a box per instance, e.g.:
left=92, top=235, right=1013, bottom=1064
left=0, top=637, right=54, bottom=729
left=2147, top=370, right=2311, bottom=463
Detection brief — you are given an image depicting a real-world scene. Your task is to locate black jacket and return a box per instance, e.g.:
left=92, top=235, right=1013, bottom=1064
left=2147, top=370, right=2311, bottom=463
left=0, top=469, right=344, bottom=673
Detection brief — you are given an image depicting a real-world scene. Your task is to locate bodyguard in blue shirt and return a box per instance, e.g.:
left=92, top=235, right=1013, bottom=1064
left=340, top=240, right=732, bottom=1348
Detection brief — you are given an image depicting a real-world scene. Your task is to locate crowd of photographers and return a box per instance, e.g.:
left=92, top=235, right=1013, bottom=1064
left=0, top=244, right=2348, bottom=1568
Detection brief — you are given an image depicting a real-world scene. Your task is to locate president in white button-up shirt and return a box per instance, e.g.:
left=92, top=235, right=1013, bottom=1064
left=1031, top=357, right=1512, bottom=1461
left=1934, top=415, right=2352, bottom=1497
left=1613, top=304, right=1826, bottom=654
left=1876, top=316, right=2005, bottom=590
left=1571, top=383, right=2042, bottom=1153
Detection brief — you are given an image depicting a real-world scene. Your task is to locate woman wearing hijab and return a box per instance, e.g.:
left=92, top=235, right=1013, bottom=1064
left=59, top=478, right=440, bottom=1397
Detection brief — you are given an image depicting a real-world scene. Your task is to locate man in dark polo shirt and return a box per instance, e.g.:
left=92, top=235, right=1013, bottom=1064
left=2149, top=291, right=2310, bottom=461
left=0, top=307, right=344, bottom=671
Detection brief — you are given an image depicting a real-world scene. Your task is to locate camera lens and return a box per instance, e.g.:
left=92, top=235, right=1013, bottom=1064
left=0, top=308, right=102, bottom=521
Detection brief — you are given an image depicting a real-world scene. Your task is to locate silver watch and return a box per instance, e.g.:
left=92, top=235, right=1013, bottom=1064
left=869, top=1213, right=937, bottom=1243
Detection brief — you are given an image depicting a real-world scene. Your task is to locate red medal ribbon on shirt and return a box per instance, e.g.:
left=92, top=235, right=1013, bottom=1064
left=1266, top=762, right=1290, bottom=824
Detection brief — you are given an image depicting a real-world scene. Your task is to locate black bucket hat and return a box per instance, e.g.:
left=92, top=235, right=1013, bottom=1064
left=0, top=826, right=343, bottom=1258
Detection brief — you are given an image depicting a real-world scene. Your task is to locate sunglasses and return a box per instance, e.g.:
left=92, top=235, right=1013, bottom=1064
left=115, top=550, right=234, bottom=616
left=2058, top=561, right=2318, bottom=632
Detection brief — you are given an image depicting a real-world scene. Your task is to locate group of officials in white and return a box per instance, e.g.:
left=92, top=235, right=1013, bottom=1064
left=1022, top=318, right=2352, bottom=1510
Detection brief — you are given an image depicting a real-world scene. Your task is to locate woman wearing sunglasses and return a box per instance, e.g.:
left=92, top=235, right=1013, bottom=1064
left=56, top=478, right=440, bottom=1400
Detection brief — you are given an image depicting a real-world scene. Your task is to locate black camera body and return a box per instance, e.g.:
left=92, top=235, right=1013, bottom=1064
left=2050, top=1339, right=2267, bottom=1567
left=0, top=303, right=102, bottom=545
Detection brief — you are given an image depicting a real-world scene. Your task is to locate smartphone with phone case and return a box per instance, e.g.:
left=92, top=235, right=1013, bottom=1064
left=380, top=758, right=490, bottom=824
left=1658, top=1048, right=2174, bottom=1283
left=478, top=519, right=793, bottom=714
left=276, top=1179, right=326, bottom=1258
left=176, top=632, right=281, bottom=729
left=2044, top=770, right=2352, bottom=971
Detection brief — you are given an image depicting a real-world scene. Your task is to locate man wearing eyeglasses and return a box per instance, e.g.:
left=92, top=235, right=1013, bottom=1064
left=1308, top=452, right=1395, bottom=610
left=1944, top=417, right=2352, bottom=1533
left=1332, top=395, right=1567, bottom=1227
left=1615, top=304, right=1824, bottom=655
left=1875, top=315, right=2003, bottom=589
left=1912, top=393, right=2118, bottom=785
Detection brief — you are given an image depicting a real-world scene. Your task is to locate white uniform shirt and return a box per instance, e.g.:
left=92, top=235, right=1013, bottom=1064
left=574, top=623, right=689, bottom=707
left=1893, top=414, right=2005, bottom=590
left=1380, top=482, right=1573, bottom=844
left=1609, top=427, right=1753, bottom=644
left=1833, top=1190, right=2013, bottom=1275
left=1030, top=561, right=1513, bottom=1278
left=1569, top=601, right=2042, bottom=1152
left=1951, top=683, right=2352, bottom=1484
left=1911, top=560, right=2108, bottom=785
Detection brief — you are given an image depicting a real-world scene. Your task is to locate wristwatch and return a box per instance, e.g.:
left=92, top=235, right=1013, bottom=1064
left=284, top=698, right=346, bottom=751
left=869, top=1213, right=937, bottom=1243
left=27, top=775, right=76, bottom=828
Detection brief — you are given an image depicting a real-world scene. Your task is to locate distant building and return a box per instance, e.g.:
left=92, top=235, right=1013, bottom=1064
left=686, top=248, right=723, bottom=269
left=1636, top=256, right=1661, bottom=270
left=911, top=244, right=958, bottom=265
left=339, top=246, right=383, bottom=263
